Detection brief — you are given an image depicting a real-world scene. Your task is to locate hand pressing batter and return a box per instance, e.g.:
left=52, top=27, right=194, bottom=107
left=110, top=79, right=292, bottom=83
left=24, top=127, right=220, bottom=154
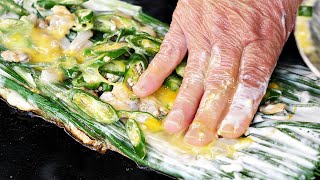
left=133, top=0, right=302, bottom=146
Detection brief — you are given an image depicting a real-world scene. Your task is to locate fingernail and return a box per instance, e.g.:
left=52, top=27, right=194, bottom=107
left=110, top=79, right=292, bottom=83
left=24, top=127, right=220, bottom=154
left=132, top=84, right=146, bottom=95
left=184, top=122, right=214, bottom=146
left=163, top=109, right=184, bottom=133
left=217, top=123, right=235, bottom=135
left=217, top=121, right=246, bottom=137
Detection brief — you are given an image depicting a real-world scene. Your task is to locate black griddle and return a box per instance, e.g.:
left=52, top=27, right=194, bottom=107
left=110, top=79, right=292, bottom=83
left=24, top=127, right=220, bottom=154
left=0, top=1, right=306, bottom=179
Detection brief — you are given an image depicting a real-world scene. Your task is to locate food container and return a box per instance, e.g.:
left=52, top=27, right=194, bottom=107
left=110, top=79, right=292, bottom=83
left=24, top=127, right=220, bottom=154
left=295, top=0, right=320, bottom=77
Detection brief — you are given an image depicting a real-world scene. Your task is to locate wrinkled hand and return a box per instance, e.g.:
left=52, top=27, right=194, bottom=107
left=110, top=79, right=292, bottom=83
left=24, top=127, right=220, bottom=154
left=133, top=0, right=302, bottom=146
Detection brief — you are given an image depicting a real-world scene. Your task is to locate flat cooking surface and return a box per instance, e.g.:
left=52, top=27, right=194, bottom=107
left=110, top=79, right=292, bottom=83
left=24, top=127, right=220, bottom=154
left=0, top=1, right=306, bottom=179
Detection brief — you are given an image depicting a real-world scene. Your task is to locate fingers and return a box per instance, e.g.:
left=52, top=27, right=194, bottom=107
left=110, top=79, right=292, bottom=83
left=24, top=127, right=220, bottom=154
left=163, top=51, right=209, bottom=133
left=133, top=21, right=187, bottom=98
left=184, top=44, right=243, bottom=146
left=217, top=40, right=279, bottom=138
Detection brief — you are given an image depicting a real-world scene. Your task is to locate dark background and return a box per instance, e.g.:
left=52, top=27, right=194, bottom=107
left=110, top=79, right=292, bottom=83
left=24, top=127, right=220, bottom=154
left=0, top=0, right=306, bottom=180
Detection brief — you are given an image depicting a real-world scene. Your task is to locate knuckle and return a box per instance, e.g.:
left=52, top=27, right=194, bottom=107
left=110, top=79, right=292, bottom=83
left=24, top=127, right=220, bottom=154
left=205, top=70, right=235, bottom=91
left=240, top=53, right=275, bottom=87
left=259, top=18, right=284, bottom=41
left=240, top=68, right=269, bottom=87
left=176, top=74, right=205, bottom=106
left=247, top=48, right=277, bottom=66
left=175, top=91, right=200, bottom=107
left=181, top=74, right=204, bottom=91
left=153, top=51, right=172, bottom=64
left=183, top=71, right=205, bottom=89
left=159, top=40, right=184, bottom=59
left=187, top=51, right=211, bottom=70
left=204, top=58, right=238, bottom=90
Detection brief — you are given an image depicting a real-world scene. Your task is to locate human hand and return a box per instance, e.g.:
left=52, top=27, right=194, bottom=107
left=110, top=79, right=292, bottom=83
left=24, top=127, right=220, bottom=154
left=133, top=0, right=302, bottom=146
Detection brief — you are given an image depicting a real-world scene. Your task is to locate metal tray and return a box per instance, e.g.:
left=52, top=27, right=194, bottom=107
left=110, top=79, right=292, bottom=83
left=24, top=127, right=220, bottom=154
left=295, top=0, right=320, bottom=77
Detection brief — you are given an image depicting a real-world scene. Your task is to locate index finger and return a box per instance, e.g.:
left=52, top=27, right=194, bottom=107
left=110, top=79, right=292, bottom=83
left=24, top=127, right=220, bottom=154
left=133, top=21, right=187, bottom=98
